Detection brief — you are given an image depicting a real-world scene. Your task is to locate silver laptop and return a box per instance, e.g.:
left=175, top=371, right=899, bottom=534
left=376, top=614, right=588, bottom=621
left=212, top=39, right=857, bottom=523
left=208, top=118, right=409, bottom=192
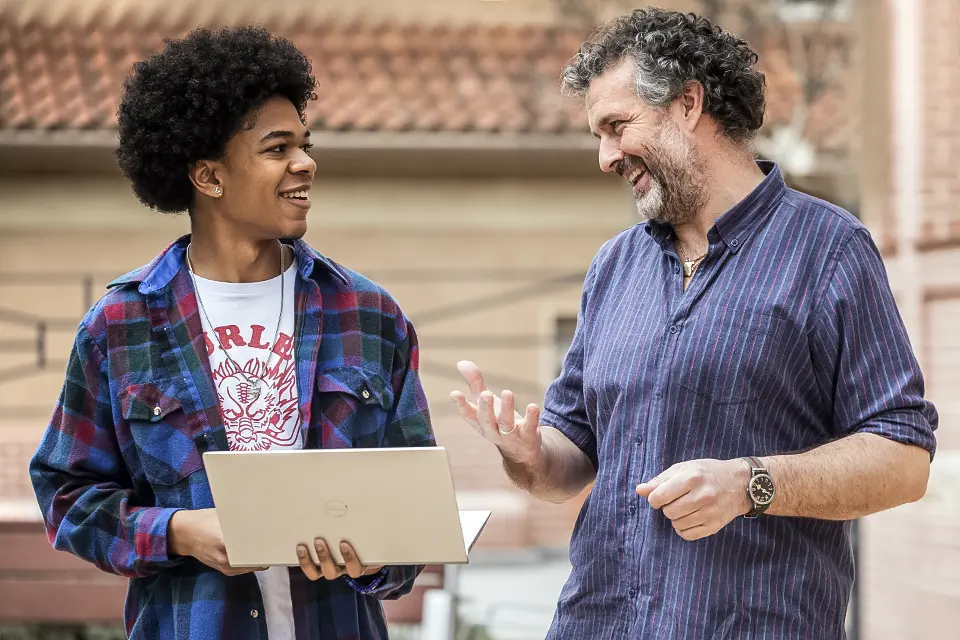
left=202, top=446, right=490, bottom=567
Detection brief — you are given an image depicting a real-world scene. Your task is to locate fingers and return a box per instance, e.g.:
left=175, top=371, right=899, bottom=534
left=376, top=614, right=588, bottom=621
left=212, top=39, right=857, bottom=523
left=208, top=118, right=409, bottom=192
left=519, top=403, right=541, bottom=440
left=297, top=539, right=344, bottom=581
left=668, top=508, right=707, bottom=532
left=497, top=391, right=517, bottom=435
left=456, top=361, right=488, bottom=397
left=645, top=473, right=695, bottom=510
left=450, top=391, right=479, bottom=427
left=661, top=495, right=699, bottom=521
left=314, top=538, right=343, bottom=581
left=340, top=542, right=365, bottom=579
left=297, top=544, right=321, bottom=581
left=636, top=464, right=685, bottom=503
left=476, top=391, right=500, bottom=440
left=674, top=524, right=713, bottom=542
left=340, top=542, right=383, bottom=579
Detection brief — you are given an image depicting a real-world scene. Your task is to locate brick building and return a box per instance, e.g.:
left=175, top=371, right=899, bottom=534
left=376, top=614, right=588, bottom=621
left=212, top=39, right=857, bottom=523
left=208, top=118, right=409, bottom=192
left=2, top=0, right=930, bottom=637
left=856, top=0, right=960, bottom=638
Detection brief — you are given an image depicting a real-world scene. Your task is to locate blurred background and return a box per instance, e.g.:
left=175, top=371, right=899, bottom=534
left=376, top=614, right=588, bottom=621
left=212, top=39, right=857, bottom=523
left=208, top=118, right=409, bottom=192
left=0, top=0, right=957, bottom=638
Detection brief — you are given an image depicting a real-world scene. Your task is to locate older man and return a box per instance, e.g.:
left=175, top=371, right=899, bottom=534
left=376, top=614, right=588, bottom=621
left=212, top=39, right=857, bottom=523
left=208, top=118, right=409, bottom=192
left=451, top=8, right=937, bottom=639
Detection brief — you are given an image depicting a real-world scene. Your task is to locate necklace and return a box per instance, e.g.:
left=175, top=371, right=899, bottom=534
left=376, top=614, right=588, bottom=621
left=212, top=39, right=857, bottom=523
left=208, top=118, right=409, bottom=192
left=186, top=240, right=285, bottom=403
left=677, top=241, right=707, bottom=278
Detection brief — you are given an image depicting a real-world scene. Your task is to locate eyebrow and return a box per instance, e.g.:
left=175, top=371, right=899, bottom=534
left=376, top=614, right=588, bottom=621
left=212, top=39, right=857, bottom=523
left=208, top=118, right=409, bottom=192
left=259, top=130, right=311, bottom=144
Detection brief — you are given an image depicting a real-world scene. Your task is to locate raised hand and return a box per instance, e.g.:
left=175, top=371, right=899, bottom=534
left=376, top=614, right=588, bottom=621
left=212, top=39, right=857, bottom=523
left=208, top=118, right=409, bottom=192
left=450, top=360, right=543, bottom=466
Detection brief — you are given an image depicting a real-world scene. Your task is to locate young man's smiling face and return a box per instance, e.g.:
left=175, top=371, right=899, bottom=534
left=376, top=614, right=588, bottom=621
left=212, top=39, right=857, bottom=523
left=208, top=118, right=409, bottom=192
left=211, top=95, right=317, bottom=240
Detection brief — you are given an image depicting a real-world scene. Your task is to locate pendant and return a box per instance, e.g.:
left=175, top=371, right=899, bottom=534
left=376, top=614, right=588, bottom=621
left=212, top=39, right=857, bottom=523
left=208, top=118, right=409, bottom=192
left=682, top=261, right=695, bottom=277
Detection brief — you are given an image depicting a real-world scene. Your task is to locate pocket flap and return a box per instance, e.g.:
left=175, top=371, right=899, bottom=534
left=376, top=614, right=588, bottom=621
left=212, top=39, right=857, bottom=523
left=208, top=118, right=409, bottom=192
left=119, top=381, right=183, bottom=422
left=316, top=367, right=393, bottom=410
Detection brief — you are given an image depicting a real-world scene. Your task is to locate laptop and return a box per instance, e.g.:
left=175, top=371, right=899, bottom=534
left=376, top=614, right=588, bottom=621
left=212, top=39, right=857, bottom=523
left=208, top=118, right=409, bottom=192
left=202, top=446, right=491, bottom=567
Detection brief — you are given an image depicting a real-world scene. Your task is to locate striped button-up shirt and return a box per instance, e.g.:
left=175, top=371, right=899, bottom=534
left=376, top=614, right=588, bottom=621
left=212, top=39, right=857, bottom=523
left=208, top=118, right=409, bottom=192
left=29, top=237, right=435, bottom=639
left=541, top=162, right=938, bottom=639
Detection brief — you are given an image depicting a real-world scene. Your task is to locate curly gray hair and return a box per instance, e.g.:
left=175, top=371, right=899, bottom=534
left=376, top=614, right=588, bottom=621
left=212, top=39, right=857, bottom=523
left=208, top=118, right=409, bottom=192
left=561, top=7, right=766, bottom=143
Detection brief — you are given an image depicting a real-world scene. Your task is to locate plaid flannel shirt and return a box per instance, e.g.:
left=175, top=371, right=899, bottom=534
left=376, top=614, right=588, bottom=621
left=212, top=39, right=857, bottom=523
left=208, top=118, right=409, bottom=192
left=29, top=236, right=436, bottom=639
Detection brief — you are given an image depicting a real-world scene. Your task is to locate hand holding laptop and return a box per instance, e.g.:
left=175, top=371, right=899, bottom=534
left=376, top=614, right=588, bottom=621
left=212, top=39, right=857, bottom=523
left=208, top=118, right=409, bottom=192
left=171, top=509, right=383, bottom=581
left=295, top=539, right=383, bottom=581
left=168, top=508, right=268, bottom=576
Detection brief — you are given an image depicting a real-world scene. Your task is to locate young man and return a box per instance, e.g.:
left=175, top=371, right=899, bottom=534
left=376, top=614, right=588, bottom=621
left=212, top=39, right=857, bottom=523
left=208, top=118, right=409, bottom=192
left=29, top=26, right=434, bottom=639
left=451, top=8, right=937, bottom=640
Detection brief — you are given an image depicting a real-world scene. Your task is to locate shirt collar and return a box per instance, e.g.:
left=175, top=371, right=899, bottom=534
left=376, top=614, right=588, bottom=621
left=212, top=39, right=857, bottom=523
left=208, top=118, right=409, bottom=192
left=645, top=160, right=786, bottom=254
left=106, top=234, right=348, bottom=294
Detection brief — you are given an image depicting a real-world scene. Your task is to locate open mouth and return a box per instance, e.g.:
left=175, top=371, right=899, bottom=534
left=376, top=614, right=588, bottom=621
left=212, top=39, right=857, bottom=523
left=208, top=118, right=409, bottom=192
left=626, top=165, right=647, bottom=188
left=279, top=188, right=312, bottom=210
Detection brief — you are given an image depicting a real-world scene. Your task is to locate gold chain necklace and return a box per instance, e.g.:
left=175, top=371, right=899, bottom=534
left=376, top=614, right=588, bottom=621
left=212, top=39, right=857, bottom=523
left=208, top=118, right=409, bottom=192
left=677, top=242, right=707, bottom=278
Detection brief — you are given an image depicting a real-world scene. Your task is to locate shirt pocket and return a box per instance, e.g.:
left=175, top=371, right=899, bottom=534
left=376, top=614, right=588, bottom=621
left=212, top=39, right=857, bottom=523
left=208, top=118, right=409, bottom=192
left=120, top=380, right=204, bottom=487
left=676, top=310, right=785, bottom=405
left=314, top=367, right=394, bottom=448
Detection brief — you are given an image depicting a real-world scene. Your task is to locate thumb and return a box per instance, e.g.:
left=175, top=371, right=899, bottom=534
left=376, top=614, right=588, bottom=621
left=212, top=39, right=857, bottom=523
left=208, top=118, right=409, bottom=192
left=636, top=472, right=667, bottom=498
left=635, top=480, right=658, bottom=498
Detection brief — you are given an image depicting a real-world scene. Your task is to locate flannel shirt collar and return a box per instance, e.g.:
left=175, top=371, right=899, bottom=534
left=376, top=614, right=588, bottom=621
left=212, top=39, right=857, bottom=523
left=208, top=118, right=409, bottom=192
left=106, top=234, right=348, bottom=294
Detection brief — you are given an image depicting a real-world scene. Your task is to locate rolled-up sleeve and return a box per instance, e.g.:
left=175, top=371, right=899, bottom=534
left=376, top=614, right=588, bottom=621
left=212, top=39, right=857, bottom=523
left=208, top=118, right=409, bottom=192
left=541, top=261, right=599, bottom=470
left=810, top=228, right=938, bottom=458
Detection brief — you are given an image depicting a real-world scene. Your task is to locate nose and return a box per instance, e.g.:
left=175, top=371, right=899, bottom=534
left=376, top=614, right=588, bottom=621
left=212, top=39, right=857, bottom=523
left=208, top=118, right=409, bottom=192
left=291, top=146, right=317, bottom=176
left=598, top=136, right=624, bottom=174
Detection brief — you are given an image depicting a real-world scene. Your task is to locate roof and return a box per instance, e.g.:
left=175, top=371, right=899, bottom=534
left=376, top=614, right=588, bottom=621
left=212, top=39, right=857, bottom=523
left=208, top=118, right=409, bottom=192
left=0, top=11, right=851, bottom=152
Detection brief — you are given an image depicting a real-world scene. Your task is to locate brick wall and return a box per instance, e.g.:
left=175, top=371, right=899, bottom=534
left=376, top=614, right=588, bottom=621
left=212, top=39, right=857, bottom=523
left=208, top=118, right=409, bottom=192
left=920, top=0, right=960, bottom=247
left=857, top=1, right=960, bottom=638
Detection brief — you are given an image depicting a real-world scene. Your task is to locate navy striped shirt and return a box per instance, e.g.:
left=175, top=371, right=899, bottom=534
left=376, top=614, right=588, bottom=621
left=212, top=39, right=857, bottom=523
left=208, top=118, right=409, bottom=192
left=541, top=162, right=938, bottom=639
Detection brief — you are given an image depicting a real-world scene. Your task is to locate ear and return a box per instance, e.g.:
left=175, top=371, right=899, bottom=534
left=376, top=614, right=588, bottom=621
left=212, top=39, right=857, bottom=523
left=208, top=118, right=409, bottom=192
left=676, top=80, right=705, bottom=133
left=188, top=160, right=223, bottom=200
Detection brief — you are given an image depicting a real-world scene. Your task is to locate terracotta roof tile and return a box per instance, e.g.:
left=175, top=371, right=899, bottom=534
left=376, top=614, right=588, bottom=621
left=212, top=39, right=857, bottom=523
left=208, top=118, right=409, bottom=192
left=0, top=10, right=850, bottom=150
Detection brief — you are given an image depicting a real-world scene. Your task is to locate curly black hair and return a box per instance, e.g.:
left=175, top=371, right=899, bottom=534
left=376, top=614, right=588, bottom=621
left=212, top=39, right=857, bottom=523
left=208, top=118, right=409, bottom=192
left=116, top=26, right=317, bottom=213
left=561, top=7, right=765, bottom=143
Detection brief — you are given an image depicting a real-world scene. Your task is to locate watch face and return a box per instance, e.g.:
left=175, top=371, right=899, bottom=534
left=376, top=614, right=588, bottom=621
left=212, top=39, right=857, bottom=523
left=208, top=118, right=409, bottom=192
left=749, top=474, right=775, bottom=505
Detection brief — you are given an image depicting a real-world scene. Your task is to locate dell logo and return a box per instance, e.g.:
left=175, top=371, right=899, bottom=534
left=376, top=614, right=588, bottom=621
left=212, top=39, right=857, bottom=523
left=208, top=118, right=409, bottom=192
left=324, top=500, right=348, bottom=518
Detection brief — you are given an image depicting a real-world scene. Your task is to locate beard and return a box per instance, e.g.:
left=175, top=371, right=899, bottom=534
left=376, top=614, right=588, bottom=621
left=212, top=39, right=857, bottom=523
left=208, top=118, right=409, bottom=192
left=623, top=120, right=709, bottom=226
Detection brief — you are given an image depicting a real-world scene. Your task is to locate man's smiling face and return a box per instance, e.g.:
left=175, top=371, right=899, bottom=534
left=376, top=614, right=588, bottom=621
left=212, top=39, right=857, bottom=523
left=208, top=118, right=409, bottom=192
left=586, top=58, right=708, bottom=225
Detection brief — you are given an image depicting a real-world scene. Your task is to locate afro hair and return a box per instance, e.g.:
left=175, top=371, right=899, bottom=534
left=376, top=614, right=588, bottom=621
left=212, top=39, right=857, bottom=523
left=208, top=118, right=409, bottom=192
left=115, top=26, right=317, bottom=213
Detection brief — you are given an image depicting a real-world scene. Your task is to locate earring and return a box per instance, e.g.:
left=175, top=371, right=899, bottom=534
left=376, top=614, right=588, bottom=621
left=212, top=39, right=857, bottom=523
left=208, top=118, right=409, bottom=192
left=214, top=186, right=222, bottom=196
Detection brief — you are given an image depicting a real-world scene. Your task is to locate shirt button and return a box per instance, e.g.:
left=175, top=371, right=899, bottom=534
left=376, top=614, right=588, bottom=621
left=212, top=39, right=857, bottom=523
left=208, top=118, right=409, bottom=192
left=669, top=326, right=678, bottom=334
left=731, top=238, right=740, bottom=247
left=361, top=389, right=371, bottom=400
left=673, top=265, right=680, bottom=274
left=250, top=609, right=259, bottom=619
left=629, top=503, right=637, bottom=514
left=153, top=406, right=161, bottom=416
left=655, top=391, right=663, bottom=399
left=635, top=435, right=643, bottom=445
left=628, top=588, right=638, bottom=598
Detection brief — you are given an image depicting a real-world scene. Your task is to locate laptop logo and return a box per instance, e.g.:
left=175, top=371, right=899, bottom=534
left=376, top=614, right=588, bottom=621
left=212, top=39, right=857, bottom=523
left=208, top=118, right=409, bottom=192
left=324, top=500, right=348, bottom=518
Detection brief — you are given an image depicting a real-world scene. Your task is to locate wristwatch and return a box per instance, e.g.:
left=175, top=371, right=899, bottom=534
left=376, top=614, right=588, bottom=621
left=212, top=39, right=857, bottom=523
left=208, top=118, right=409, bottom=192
left=741, top=456, right=775, bottom=519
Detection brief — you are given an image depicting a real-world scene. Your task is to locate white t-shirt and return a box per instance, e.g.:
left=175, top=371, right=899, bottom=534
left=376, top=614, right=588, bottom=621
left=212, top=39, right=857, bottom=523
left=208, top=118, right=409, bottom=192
left=192, top=256, right=300, bottom=640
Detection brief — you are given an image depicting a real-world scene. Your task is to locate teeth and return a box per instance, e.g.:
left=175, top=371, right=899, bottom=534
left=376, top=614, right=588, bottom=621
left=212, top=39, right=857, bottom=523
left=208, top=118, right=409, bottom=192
left=282, top=190, right=309, bottom=199
left=627, top=168, right=644, bottom=184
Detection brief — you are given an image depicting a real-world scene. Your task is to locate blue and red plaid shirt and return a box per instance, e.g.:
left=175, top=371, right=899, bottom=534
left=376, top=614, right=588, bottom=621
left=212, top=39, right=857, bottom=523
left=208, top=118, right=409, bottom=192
left=29, top=236, right=436, bottom=639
